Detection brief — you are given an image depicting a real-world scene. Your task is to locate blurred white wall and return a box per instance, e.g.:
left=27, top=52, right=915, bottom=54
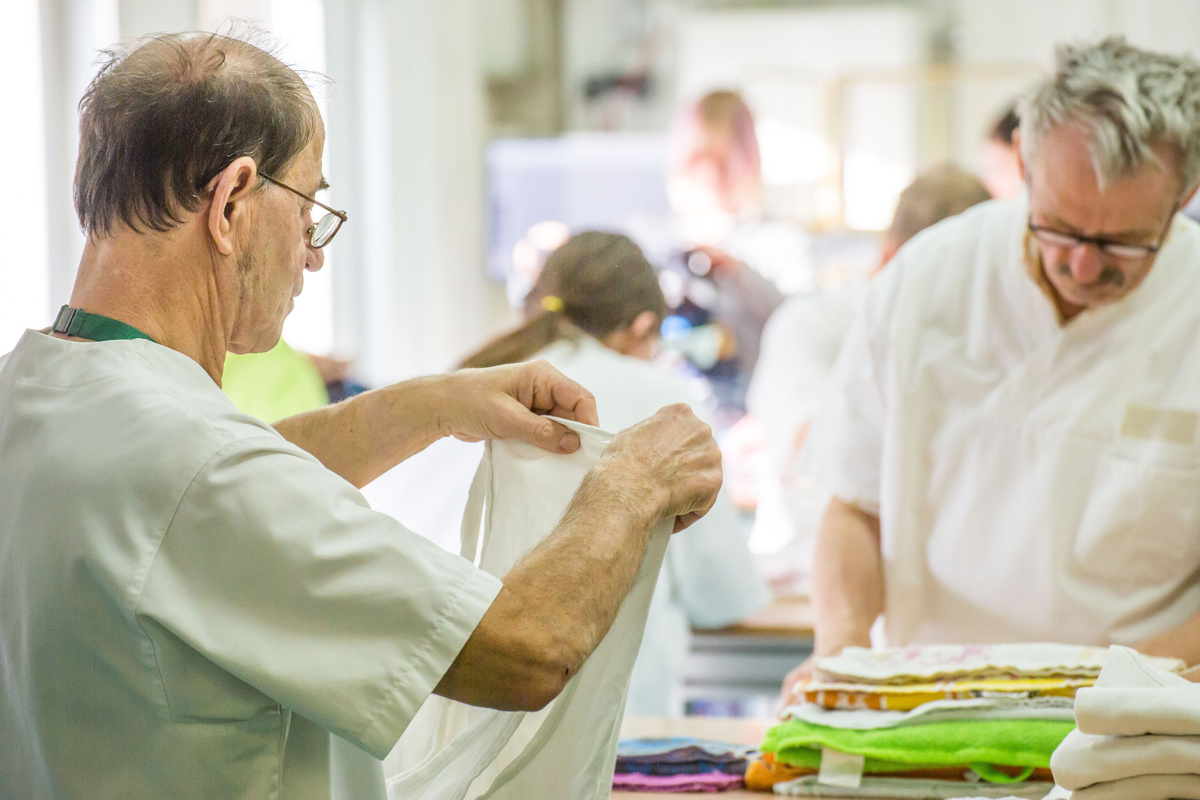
left=325, top=0, right=508, bottom=385
left=948, top=0, right=1200, bottom=178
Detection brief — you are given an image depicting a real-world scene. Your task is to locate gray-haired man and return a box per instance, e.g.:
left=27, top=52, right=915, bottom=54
left=786, top=37, right=1200, bottom=692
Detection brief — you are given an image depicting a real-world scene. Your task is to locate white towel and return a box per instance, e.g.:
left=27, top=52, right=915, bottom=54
left=1050, top=728, right=1200, bottom=789
left=1073, top=647, right=1200, bottom=736
left=1068, top=773, right=1200, bottom=800
left=1049, top=646, right=1200, bottom=799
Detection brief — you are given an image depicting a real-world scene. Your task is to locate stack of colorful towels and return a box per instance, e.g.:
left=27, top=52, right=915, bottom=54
left=612, top=737, right=755, bottom=793
left=1050, top=645, right=1200, bottom=800
left=749, top=644, right=1185, bottom=798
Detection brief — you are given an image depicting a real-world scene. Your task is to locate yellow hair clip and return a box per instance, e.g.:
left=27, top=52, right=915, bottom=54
left=541, top=295, right=564, bottom=313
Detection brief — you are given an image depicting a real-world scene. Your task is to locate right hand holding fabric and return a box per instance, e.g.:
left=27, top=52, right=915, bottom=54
left=599, top=404, right=723, bottom=533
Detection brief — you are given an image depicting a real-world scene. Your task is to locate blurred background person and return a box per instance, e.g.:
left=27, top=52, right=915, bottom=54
left=980, top=102, right=1023, bottom=200
left=745, top=164, right=991, bottom=585
left=364, top=231, right=769, bottom=718
left=649, top=90, right=816, bottom=416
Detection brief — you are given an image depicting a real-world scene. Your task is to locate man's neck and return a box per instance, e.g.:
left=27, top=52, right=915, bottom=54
left=67, top=229, right=234, bottom=385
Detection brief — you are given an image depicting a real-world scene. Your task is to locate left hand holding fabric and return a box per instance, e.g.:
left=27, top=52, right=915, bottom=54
left=435, top=360, right=599, bottom=454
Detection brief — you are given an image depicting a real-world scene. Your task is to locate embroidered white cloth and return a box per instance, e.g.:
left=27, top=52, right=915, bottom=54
left=815, top=643, right=1184, bottom=686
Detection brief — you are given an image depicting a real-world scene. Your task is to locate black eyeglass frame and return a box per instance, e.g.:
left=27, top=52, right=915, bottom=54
left=260, top=172, right=348, bottom=248
left=1026, top=210, right=1175, bottom=262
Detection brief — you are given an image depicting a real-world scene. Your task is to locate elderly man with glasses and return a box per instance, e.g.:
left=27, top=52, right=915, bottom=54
left=783, top=36, right=1200, bottom=696
left=0, top=31, right=724, bottom=800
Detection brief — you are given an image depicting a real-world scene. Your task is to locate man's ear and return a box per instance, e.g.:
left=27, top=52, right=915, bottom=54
left=206, top=156, right=260, bottom=256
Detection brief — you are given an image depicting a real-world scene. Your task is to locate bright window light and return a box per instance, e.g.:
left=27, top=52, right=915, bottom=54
left=0, top=0, right=49, bottom=353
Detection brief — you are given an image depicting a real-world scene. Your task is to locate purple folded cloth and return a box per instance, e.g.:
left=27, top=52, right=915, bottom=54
left=611, top=771, right=745, bottom=793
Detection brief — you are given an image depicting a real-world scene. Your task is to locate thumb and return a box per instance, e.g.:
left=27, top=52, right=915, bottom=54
left=509, top=403, right=581, bottom=454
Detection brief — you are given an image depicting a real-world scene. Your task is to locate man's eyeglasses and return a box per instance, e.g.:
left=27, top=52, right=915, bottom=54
left=1027, top=217, right=1169, bottom=261
left=260, top=173, right=348, bottom=248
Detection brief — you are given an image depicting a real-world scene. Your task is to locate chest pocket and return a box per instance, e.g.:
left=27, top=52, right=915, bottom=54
left=1073, top=429, right=1200, bottom=592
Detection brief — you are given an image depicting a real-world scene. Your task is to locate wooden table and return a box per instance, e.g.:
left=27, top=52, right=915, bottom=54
left=703, top=593, right=814, bottom=638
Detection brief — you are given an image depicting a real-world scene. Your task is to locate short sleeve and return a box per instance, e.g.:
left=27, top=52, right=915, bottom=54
left=136, top=435, right=501, bottom=759
left=797, top=271, right=897, bottom=516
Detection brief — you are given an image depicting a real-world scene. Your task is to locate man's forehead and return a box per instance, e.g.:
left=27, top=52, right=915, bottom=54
left=1030, top=126, right=1178, bottom=224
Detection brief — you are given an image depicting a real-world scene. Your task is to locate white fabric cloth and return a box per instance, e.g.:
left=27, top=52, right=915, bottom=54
left=388, top=419, right=670, bottom=800
left=775, top=775, right=1049, bottom=798
left=815, top=643, right=1182, bottom=684
left=0, top=331, right=501, bottom=800
left=801, top=194, right=1200, bottom=647
left=1051, top=646, right=1200, bottom=795
left=1074, top=644, right=1200, bottom=737
left=365, top=336, right=768, bottom=717
left=784, top=696, right=1076, bottom=729
left=1052, top=731, right=1200, bottom=789
left=1069, top=774, right=1200, bottom=800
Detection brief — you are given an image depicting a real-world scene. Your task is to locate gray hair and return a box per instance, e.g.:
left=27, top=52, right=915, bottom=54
left=75, top=30, right=322, bottom=237
left=1018, top=37, right=1200, bottom=195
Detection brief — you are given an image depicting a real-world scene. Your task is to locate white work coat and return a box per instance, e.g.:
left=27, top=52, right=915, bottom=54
left=802, top=194, right=1200, bottom=648
left=0, top=332, right=500, bottom=800
left=365, top=335, right=769, bottom=718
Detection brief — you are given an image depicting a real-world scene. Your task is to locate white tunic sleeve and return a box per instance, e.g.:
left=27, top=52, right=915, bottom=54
left=797, top=269, right=898, bottom=516
left=135, top=434, right=502, bottom=760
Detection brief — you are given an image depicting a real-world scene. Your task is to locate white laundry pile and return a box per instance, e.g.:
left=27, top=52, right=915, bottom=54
left=759, top=645, right=1184, bottom=799
left=1050, top=645, right=1200, bottom=800
left=386, top=419, right=673, bottom=800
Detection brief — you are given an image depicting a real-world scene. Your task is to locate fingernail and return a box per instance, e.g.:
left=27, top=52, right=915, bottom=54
left=559, top=432, right=579, bottom=451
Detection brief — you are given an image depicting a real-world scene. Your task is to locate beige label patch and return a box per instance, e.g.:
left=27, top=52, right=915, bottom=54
left=1120, top=405, right=1199, bottom=445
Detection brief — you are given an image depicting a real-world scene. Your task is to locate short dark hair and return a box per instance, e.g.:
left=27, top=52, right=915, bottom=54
left=990, top=103, right=1020, bottom=146
left=74, top=31, right=322, bottom=237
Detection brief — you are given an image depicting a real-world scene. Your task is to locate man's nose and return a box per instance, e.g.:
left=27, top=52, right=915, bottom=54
left=306, top=244, right=325, bottom=272
left=1067, top=243, right=1105, bottom=284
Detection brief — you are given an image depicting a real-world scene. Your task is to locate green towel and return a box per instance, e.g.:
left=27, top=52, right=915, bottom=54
left=762, top=718, right=1075, bottom=781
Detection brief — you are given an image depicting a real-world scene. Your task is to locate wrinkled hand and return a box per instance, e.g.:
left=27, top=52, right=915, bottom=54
left=599, top=404, right=723, bottom=533
left=436, top=361, right=598, bottom=454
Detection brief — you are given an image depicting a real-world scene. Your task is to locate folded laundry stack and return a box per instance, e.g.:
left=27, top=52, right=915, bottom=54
left=613, top=737, right=755, bottom=793
left=751, top=644, right=1184, bottom=798
left=1050, top=645, right=1200, bottom=800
